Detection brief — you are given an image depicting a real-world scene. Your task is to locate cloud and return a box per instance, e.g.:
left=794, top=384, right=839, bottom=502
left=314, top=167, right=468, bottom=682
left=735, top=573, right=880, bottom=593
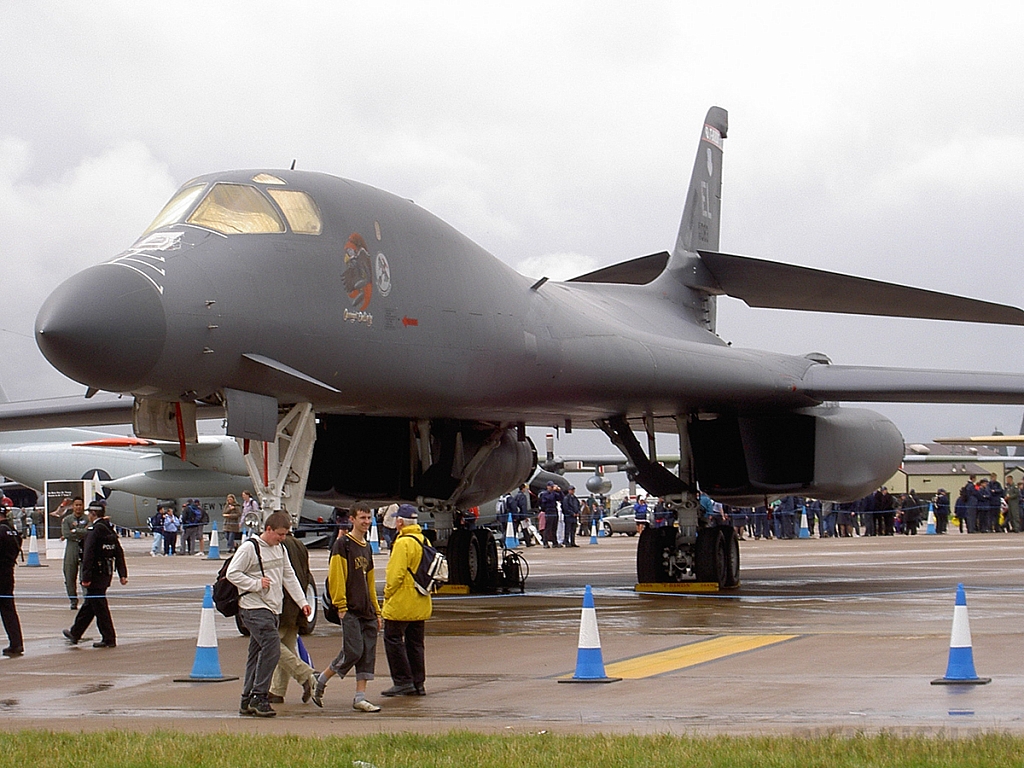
left=516, top=252, right=598, bottom=281
left=0, top=138, right=176, bottom=398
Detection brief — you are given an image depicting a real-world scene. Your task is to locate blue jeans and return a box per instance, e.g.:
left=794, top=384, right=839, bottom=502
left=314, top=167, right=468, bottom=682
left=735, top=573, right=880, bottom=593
left=239, top=608, right=280, bottom=699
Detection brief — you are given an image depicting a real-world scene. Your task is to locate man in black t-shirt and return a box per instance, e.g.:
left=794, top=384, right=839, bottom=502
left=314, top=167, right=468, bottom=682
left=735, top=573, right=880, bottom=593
left=312, top=502, right=382, bottom=712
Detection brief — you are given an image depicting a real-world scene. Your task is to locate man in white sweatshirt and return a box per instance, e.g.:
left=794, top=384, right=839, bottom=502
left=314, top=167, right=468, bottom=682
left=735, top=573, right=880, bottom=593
left=226, top=511, right=311, bottom=717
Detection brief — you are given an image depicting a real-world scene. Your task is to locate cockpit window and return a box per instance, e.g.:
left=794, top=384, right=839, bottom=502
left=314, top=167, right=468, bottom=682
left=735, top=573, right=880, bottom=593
left=142, top=184, right=207, bottom=235
left=252, top=173, right=287, bottom=185
left=187, top=183, right=286, bottom=235
left=267, top=189, right=323, bottom=235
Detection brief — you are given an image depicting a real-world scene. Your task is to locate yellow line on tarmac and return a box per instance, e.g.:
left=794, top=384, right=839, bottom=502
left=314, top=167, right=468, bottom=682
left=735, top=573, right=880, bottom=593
left=603, top=635, right=797, bottom=679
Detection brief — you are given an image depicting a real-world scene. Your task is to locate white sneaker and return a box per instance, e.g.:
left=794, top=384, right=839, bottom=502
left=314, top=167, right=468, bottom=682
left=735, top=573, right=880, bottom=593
left=352, top=699, right=381, bottom=712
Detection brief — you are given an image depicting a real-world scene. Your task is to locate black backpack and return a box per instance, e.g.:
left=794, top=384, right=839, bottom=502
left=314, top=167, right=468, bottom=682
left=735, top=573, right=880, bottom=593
left=213, top=538, right=263, bottom=617
left=406, top=533, right=448, bottom=596
left=322, top=574, right=342, bottom=625
left=321, top=535, right=349, bottom=625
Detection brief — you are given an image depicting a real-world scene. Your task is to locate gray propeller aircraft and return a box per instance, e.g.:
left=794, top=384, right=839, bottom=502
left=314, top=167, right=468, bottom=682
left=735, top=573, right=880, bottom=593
left=0, top=426, right=338, bottom=543
left=14, top=106, right=1024, bottom=587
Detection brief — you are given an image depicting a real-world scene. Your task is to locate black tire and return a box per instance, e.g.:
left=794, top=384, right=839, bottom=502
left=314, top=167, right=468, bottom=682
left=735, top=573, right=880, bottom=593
left=626, top=530, right=636, bottom=537
left=721, top=526, right=741, bottom=589
left=446, top=529, right=473, bottom=585
left=636, top=526, right=672, bottom=583
left=694, top=527, right=726, bottom=587
left=472, top=528, right=499, bottom=592
left=603, top=522, right=613, bottom=537
left=297, top=580, right=318, bottom=636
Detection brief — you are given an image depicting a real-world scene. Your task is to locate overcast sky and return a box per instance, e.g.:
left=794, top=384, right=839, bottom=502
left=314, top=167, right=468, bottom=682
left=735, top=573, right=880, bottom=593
left=3, top=1, right=1024, bottom=453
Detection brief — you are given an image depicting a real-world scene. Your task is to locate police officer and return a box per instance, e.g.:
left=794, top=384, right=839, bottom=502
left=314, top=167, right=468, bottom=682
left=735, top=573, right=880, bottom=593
left=59, top=497, right=89, bottom=609
left=63, top=501, right=127, bottom=648
left=538, top=481, right=563, bottom=548
left=562, top=486, right=581, bottom=547
left=0, top=503, right=24, bottom=656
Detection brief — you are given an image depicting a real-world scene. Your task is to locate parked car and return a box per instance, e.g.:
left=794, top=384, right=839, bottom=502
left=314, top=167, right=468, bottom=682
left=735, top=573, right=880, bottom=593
left=601, top=507, right=638, bottom=536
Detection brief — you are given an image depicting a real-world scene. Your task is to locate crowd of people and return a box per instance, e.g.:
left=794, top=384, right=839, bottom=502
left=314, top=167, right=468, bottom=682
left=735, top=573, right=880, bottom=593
left=618, top=472, right=1024, bottom=541
left=495, top=483, right=609, bottom=548
left=147, top=499, right=211, bottom=556
left=4, top=471, right=1021, bottom=713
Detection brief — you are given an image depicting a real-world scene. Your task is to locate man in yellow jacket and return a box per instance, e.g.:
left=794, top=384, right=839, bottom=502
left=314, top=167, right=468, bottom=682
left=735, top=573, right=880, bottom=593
left=381, top=504, right=432, bottom=696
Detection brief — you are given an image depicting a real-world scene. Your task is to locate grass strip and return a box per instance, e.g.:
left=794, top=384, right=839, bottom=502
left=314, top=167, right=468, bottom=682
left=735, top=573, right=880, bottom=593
left=1, top=731, right=1024, bottom=768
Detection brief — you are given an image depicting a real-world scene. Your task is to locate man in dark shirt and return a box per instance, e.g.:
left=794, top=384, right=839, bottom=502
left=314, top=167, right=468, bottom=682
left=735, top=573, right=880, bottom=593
left=538, top=482, right=563, bottom=548
left=0, top=504, right=24, bottom=656
left=312, top=502, right=382, bottom=712
left=562, top=486, right=581, bottom=547
left=933, top=489, right=950, bottom=534
left=64, top=502, right=127, bottom=648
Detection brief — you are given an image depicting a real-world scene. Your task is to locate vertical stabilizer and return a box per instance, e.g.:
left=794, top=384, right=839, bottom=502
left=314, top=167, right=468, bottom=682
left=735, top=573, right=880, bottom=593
left=674, top=107, right=728, bottom=257
left=658, top=107, right=728, bottom=333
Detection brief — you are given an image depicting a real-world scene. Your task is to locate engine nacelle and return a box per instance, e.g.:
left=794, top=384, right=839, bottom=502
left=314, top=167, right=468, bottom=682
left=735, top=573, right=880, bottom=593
left=690, top=405, right=904, bottom=504
left=306, top=415, right=536, bottom=508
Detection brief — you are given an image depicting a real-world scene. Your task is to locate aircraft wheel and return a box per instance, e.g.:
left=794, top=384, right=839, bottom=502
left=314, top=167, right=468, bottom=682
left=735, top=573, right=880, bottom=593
left=636, top=526, right=672, bottom=583
left=235, top=612, right=249, bottom=637
left=460, top=531, right=484, bottom=587
left=722, top=527, right=741, bottom=589
left=472, top=529, right=499, bottom=592
left=694, top=527, right=727, bottom=587
left=298, top=580, right=318, bottom=636
left=446, top=529, right=473, bottom=585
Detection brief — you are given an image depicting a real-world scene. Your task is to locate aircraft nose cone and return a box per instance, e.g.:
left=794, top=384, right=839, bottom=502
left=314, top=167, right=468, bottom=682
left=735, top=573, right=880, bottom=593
left=36, top=265, right=167, bottom=392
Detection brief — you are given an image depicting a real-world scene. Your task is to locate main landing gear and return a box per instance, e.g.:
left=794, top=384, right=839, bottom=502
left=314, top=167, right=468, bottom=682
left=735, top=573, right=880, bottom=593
left=636, top=525, right=740, bottom=589
left=594, top=413, right=741, bottom=589
left=444, top=528, right=528, bottom=594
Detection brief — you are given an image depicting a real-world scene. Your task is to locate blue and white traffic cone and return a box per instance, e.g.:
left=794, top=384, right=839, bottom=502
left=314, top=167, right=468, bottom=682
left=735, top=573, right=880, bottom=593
left=589, top=520, right=599, bottom=544
left=25, top=525, right=43, bottom=567
left=559, top=585, right=621, bottom=683
left=798, top=506, right=810, bottom=539
left=504, top=513, right=519, bottom=549
left=206, top=522, right=221, bottom=560
left=926, top=503, right=937, bottom=535
left=174, top=585, right=238, bottom=683
left=369, top=515, right=380, bottom=554
left=931, top=583, right=991, bottom=685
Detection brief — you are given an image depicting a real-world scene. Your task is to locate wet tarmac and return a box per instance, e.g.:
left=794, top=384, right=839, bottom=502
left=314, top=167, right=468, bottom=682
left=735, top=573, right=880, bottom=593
left=2, top=530, right=1023, bottom=735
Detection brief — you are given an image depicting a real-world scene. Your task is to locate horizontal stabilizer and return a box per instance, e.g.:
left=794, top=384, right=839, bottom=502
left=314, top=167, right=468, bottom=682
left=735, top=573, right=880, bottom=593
left=800, top=364, right=1024, bottom=404
left=697, top=251, right=1024, bottom=326
left=567, top=252, right=670, bottom=285
left=933, top=435, right=1024, bottom=446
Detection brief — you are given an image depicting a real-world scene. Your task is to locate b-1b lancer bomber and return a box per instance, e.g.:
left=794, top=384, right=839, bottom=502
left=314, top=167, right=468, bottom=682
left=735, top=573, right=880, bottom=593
left=22, top=107, right=1024, bottom=586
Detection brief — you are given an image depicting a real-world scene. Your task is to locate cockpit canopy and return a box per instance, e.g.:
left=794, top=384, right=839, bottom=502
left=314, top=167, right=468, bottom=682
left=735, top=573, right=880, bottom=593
left=142, top=174, right=323, bottom=236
